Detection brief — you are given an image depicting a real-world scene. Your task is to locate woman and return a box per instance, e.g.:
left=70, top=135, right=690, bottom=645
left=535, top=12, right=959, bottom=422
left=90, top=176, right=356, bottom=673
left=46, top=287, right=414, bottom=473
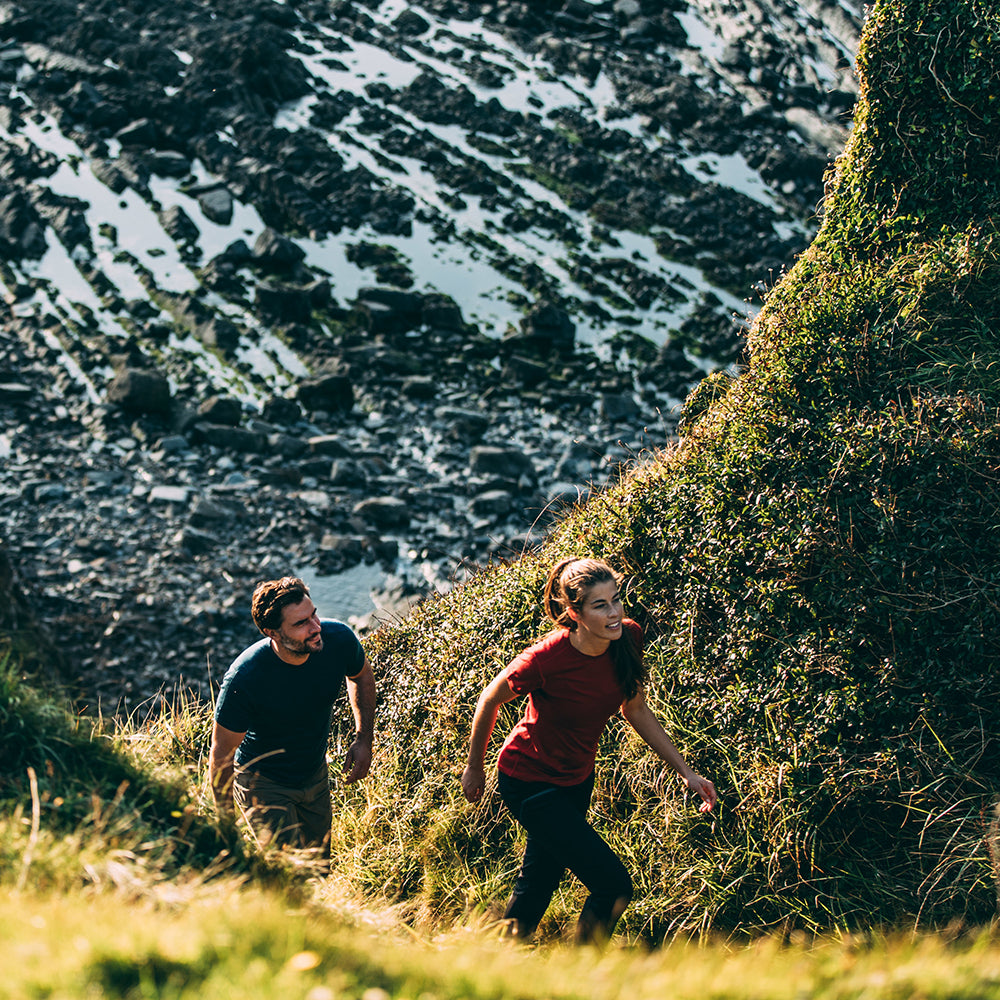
left=461, top=557, right=717, bottom=943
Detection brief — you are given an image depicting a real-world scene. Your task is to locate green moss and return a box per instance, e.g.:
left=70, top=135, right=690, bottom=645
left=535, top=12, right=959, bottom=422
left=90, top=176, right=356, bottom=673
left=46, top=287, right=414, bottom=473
left=820, top=0, right=1000, bottom=251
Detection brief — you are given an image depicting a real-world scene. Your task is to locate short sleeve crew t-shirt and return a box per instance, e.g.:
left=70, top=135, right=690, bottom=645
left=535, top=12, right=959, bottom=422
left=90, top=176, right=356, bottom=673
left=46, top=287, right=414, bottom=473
left=497, top=620, right=641, bottom=786
left=215, top=619, right=365, bottom=787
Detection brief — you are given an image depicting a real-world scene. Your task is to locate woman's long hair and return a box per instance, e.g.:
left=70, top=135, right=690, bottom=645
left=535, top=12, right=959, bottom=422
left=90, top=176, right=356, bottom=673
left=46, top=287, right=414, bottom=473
left=543, top=557, right=645, bottom=700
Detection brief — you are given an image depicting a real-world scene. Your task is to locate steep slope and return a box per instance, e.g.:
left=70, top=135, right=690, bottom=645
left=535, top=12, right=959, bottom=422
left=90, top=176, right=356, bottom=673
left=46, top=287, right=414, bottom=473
left=356, top=0, right=1000, bottom=937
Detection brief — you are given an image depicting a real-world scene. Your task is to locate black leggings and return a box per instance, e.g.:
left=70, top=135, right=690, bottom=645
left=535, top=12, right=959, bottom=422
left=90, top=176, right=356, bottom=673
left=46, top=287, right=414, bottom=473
left=498, top=770, right=633, bottom=942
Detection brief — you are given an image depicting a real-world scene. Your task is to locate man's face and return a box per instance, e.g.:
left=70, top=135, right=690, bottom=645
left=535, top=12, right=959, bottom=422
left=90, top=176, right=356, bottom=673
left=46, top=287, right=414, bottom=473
left=268, top=597, right=323, bottom=658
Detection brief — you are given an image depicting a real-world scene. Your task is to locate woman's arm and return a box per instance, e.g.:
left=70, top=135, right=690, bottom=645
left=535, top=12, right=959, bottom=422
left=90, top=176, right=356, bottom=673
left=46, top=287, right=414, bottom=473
left=621, top=689, right=717, bottom=812
left=461, top=670, right=519, bottom=802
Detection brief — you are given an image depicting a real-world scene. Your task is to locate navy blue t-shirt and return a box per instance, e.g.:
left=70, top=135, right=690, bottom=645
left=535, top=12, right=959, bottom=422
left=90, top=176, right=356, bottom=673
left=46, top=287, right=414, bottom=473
left=215, top=620, right=365, bottom=787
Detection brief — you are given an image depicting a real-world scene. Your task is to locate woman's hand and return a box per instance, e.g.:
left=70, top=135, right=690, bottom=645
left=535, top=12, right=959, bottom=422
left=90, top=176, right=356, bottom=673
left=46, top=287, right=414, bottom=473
left=622, top=691, right=718, bottom=813
left=461, top=763, right=487, bottom=803
left=685, top=772, right=718, bottom=813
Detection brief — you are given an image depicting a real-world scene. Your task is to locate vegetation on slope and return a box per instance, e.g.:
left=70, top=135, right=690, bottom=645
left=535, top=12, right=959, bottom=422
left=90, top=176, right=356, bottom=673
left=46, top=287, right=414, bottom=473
left=346, top=0, right=1000, bottom=939
left=8, top=635, right=1000, bottom=998
left=0, top=648, right=257, bottom=894
left=11, top=637, right=1000, bottom=1000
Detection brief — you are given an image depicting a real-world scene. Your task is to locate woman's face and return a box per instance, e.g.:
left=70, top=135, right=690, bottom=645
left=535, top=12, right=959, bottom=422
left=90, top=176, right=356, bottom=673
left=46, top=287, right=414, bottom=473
left=570, top=578, right=624, bottom=643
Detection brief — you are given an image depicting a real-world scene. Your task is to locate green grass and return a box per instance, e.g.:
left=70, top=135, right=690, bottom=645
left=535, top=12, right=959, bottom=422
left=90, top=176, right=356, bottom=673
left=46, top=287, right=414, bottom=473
left=3, top=666, right=1000, bottom=997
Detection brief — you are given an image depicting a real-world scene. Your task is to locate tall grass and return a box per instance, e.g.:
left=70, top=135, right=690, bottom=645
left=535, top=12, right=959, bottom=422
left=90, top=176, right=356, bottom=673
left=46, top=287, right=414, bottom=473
left=6, top=648, right=1000, bottom=999
left=0, top=649, right=278, bottom=899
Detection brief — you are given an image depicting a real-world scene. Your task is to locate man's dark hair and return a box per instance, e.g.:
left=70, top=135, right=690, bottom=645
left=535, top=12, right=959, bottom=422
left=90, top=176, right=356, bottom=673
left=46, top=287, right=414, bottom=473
left=251, top=576, right=311, bottom=632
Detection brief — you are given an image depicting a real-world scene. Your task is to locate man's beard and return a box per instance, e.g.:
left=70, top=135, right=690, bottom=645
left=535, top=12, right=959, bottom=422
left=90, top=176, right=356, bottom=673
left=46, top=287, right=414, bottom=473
left=278, top=632, right=324, bottom=655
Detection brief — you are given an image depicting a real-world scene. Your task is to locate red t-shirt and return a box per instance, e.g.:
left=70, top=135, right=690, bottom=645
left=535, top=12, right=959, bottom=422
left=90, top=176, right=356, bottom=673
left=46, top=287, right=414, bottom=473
left=497, top=620, right=642, bottom=785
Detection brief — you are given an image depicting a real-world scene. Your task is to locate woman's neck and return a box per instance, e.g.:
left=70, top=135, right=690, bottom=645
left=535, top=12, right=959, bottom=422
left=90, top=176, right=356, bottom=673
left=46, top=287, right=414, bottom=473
left=568, top=628, right=611, bottom=657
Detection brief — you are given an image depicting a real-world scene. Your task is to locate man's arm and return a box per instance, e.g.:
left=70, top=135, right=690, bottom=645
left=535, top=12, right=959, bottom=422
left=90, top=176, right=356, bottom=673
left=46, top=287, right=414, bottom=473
left=343, top=657, right=376, bottom=783
left=208, top=721, right=246, bottom=812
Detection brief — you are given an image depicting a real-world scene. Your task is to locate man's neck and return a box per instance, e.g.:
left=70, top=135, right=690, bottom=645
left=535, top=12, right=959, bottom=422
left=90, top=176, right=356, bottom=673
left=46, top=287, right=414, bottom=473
left=270, top=639, right=309, bottom=665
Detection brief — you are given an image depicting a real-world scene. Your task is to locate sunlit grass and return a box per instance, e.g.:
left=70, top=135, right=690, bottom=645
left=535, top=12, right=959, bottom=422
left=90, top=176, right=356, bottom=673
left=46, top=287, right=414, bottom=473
left=4, top=882, right=1000, bottom=1000
left=8, top=663, right=1000, bottom=999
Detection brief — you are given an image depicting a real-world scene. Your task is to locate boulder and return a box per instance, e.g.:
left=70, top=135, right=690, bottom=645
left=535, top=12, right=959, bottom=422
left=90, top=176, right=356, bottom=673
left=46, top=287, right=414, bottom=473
left=114, top=118, right=158, bottom=147
left=106, top=367, right=171, bottom=415
left=515, top=300, right=576, bottom=354
left=262, top=396, right=302, bottom=425
left=354, top=287, right=424, bottom=334
left=393, top=9, right=430, bottom=35
left=353, top=496, right=410, bottom=529
left=0, top=382, right=32, bottom=404
left=189, top=496, right=243, bottom=527
left=194, top=423, right=268, bottom=453
left=158, top=204, right=200, bottom=245
left=470, top=445, right=537, bottom=484
left=502, top=354, right=548, bottom=386
left=194, top=316, right=241, bottom=351
left=599, top=392, right=641, bottom=423
left=0, top=191, right=46, bottom=259
left=177, top=525, right=217, bottom=554
left=252, top=228, right=306, bottom=272
left=470, top=489, right=514, bottom=519
left=148, top=485, right=190, bottom=505
left=266, top=431, right=309, bottom=459
left=308, top=434, right=351, bottom=456
left=330, top=459, right=368, bottom=488
left=146, top=150, right=191, bottom=177
left=197, top=187, right=234, bottom=225
left=319, top=533, right=365, bottom=560
left=422, top=293, right=465, bottom=331
left=298, top=374, right=354, bottom=413
left=255, top=281, right=313, bottom=323
left=435, top=406, right=489, bottom=442
left=197, top=395, right=242, bottom=426
left=401, top=375, right=436, bottom=400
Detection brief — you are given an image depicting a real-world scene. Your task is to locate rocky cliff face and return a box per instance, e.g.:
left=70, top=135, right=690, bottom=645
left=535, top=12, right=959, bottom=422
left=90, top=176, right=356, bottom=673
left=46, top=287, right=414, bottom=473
left=0, top=0, right=862, bottom=710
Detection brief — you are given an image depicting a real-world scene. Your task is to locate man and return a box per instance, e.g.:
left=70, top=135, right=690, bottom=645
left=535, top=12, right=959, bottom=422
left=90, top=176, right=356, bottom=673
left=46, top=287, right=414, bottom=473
left=209, top=576, right=376, bottom=858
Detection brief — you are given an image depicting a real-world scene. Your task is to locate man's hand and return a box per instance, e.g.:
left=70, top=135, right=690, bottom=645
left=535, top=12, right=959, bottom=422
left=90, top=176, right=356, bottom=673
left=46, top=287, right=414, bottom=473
left=209, top=721, right=245, bottom=814
left=343, top=736, right=372, bottom=783
left=344, top=659, right=376, bottom=784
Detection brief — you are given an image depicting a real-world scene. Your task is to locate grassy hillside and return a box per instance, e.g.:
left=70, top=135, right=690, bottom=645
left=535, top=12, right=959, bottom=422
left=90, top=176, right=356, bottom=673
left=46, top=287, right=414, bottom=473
left=346, top=0, right=1000, bottom=939
left=7, top=652, right=1000, bottom=997
left=0, top=651, right=252, bottom=893
left=3, top=1, right=999, bottom=988
left=11, top=647, right=1000, bottom=1000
